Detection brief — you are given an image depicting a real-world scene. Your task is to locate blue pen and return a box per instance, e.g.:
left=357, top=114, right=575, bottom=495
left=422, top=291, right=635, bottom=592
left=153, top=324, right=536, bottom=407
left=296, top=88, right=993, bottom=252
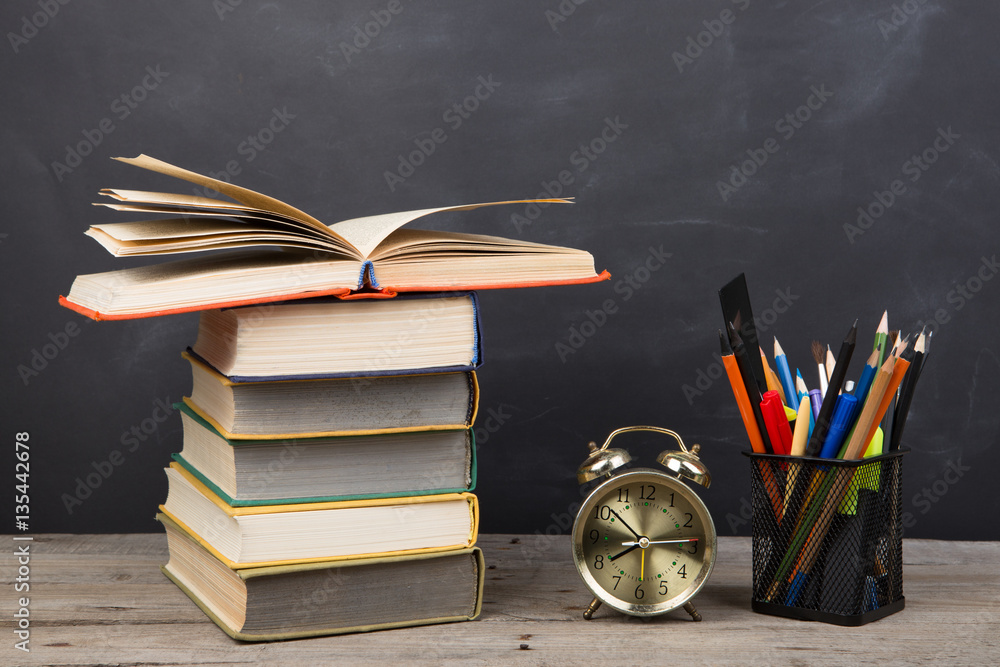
left=819, top=394, right=859, bottom=459
left=773, top=338, right=798, bottom=409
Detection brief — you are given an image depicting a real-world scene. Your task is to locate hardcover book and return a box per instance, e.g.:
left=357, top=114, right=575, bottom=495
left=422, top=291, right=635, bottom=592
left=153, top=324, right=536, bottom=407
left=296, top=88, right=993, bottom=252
left=159, top=462, right=479, bottom=568
left=158, top=513, right=484, bottom=641
left=174, top=401, right=476, bottom=506
left=191, top=292, right=482, bottom=381
left=183, top=351, right=479, bottom=439
left=59, top=155, right=608, bottom=319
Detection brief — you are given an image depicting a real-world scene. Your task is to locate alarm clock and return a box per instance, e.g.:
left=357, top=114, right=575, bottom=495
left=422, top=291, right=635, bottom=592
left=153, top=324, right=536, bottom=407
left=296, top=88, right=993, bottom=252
left=571, top=426, right=717, bottom=621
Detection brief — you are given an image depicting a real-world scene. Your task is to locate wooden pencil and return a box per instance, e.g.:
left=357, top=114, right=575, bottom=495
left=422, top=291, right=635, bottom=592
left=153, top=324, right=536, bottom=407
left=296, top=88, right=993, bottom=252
left=842, top=355, right=896, bottom=461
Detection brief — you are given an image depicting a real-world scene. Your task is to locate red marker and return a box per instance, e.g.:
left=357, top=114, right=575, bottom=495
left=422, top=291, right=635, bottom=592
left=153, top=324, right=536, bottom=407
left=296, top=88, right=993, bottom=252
left=760, top=390, right=793, bottom=455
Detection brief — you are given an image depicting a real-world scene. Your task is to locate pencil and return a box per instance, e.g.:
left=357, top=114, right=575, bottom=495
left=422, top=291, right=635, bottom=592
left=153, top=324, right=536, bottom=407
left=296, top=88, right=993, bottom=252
left=825, top=344, right=836, bottom=384
left=806, top=321, right=858, bottom=457
left=852, top=344, right=911, bottom=460
left=784, top=396, right=812, bottom=513
left=729, top=324, right=774, bottom=454
left=723, top=333, right=784, bottom=521
left=890, top=329, right=928, bottom=451
left=841, top=355, right=897, bottom=461
left=774, top=337, right=798, bottom=412
left=873, top=310, right=889, bottom=368
left=760, top=346, right=788, bottom=406
left=721, top=332, right=766, bottom=455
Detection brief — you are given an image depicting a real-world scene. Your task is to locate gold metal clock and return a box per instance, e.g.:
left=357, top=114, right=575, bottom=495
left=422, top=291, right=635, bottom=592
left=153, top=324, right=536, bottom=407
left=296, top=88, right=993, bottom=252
left=571, top=426, right=717, bottom=621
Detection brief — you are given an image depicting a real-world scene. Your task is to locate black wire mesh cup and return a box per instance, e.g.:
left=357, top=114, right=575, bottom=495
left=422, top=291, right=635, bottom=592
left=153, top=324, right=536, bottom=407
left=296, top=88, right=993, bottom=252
left=743, top=450, right=906, bottom=626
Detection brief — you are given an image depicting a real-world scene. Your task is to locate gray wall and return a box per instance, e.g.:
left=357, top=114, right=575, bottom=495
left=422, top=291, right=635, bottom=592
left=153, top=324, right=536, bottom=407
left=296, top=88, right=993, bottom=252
left=2, top=0, right=997, bottom=539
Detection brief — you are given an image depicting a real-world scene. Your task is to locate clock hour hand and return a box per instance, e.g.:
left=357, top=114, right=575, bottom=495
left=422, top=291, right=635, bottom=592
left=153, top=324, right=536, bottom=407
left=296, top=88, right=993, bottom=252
left=608, top=544, right=640, bottom=562
left=608, top=508, right=641, bottom=540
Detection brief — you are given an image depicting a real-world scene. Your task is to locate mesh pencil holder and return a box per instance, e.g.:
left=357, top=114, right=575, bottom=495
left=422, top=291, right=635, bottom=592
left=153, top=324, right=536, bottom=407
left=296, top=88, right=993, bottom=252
left=743, top=450, right=906, bottom=626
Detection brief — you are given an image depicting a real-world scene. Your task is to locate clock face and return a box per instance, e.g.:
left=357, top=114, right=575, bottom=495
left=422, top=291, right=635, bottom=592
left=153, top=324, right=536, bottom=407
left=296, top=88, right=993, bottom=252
left=572, top=469, right=717, bottom=616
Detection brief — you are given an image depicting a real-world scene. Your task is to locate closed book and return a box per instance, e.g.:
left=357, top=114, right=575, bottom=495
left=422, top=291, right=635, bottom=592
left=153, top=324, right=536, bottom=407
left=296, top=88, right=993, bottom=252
left=59, top=155, right=607, bottom=320
left=174, top=401, right=476, bottom=506
left=158, top=513, right=484, bottom=641
left=183, top=351, right=479, bottom=439
left=159, top=462, right=479, bottom=568
left=190, top=292, right=483, bottom=381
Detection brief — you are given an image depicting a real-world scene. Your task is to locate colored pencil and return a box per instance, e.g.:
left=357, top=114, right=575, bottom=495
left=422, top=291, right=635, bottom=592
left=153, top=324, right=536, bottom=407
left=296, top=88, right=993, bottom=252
left=729, top=323, right=774, bottom=454
left=890, top=329, right=928, bottom=451
left=805, top=321, right=858, bottom=457
left=774, top=337, right=798, bottom=412
left=760, top=346, right=788, bottom=406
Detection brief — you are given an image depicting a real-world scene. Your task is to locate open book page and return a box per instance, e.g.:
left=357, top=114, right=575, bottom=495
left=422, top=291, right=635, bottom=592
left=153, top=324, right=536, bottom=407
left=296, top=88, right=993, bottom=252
left=113, top=155, right=344, bottom=242
left=329, top=199, right=571, bottom=259
left=371, top=229, right=584, bottom=259
left=96, top=202, right=343, bottom=244
left=86, top=219, right=347, bottom=255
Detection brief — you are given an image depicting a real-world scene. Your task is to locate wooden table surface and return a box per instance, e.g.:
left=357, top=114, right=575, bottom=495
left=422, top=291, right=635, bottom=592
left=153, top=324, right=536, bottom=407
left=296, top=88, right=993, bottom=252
left=2, top=534, right=997, bottom=666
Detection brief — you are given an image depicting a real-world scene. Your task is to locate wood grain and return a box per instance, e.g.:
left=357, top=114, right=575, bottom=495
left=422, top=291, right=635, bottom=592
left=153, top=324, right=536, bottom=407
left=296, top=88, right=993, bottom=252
left=2, top=534, right=997, bottom=665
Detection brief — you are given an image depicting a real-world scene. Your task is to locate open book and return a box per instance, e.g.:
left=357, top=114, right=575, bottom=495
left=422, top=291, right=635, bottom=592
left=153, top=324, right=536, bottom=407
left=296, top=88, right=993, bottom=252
left=59, top=155, right=608, bottom=319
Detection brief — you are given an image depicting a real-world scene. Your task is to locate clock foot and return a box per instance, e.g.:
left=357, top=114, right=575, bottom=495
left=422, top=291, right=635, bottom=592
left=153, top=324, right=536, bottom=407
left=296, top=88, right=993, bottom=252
left=583, top=597, right=602, bottom=620
left=683, top=602, right=702, bottom=622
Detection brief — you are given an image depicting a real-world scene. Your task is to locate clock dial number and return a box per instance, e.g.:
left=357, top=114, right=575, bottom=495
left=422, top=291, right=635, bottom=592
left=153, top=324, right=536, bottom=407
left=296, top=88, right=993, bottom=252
left=659, top=581, right=668, bottom=596
left=618, top=488, right=629, bottom=503
left=594, top=554, right=604, bottom=569
left=589, top=529, right=600, bottom=544
left=594, top=505, right=612, bottom=520
left=684, top=512, right=693, bottom=527
left=678, top=564, right=687, bottom=579
left=638, top=484, right=655, bottom=500
left=634, top=584, right=645, bottom=599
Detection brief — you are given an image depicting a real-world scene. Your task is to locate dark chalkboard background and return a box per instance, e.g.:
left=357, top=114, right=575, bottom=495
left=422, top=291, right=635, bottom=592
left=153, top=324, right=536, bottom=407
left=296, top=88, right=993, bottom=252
left=2, top=0, right=998, bottom=539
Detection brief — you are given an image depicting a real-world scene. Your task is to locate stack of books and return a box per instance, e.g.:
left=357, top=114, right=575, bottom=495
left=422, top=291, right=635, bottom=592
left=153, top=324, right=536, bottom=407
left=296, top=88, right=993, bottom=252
left=60, top=155, right=606, bottom=640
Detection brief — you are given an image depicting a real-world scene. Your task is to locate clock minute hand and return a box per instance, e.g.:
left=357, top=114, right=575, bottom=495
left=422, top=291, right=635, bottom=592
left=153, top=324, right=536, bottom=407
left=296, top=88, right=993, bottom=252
left=608, top=508, right=641, bottom=540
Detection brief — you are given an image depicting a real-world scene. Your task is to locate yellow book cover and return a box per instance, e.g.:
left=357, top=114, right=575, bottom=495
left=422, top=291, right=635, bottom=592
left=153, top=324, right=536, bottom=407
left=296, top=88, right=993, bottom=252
left=160, top=462, right=479, bottom=569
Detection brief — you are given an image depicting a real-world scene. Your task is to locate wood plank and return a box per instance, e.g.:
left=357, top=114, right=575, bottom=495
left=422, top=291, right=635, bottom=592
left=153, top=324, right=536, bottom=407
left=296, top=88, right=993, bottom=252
left=2, top=535, right=997, bottom=665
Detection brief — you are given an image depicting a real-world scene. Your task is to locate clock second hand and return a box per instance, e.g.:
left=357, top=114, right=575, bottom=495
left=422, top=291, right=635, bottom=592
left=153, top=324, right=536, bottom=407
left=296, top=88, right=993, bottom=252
left=620, top=538, right=699, bottom=547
